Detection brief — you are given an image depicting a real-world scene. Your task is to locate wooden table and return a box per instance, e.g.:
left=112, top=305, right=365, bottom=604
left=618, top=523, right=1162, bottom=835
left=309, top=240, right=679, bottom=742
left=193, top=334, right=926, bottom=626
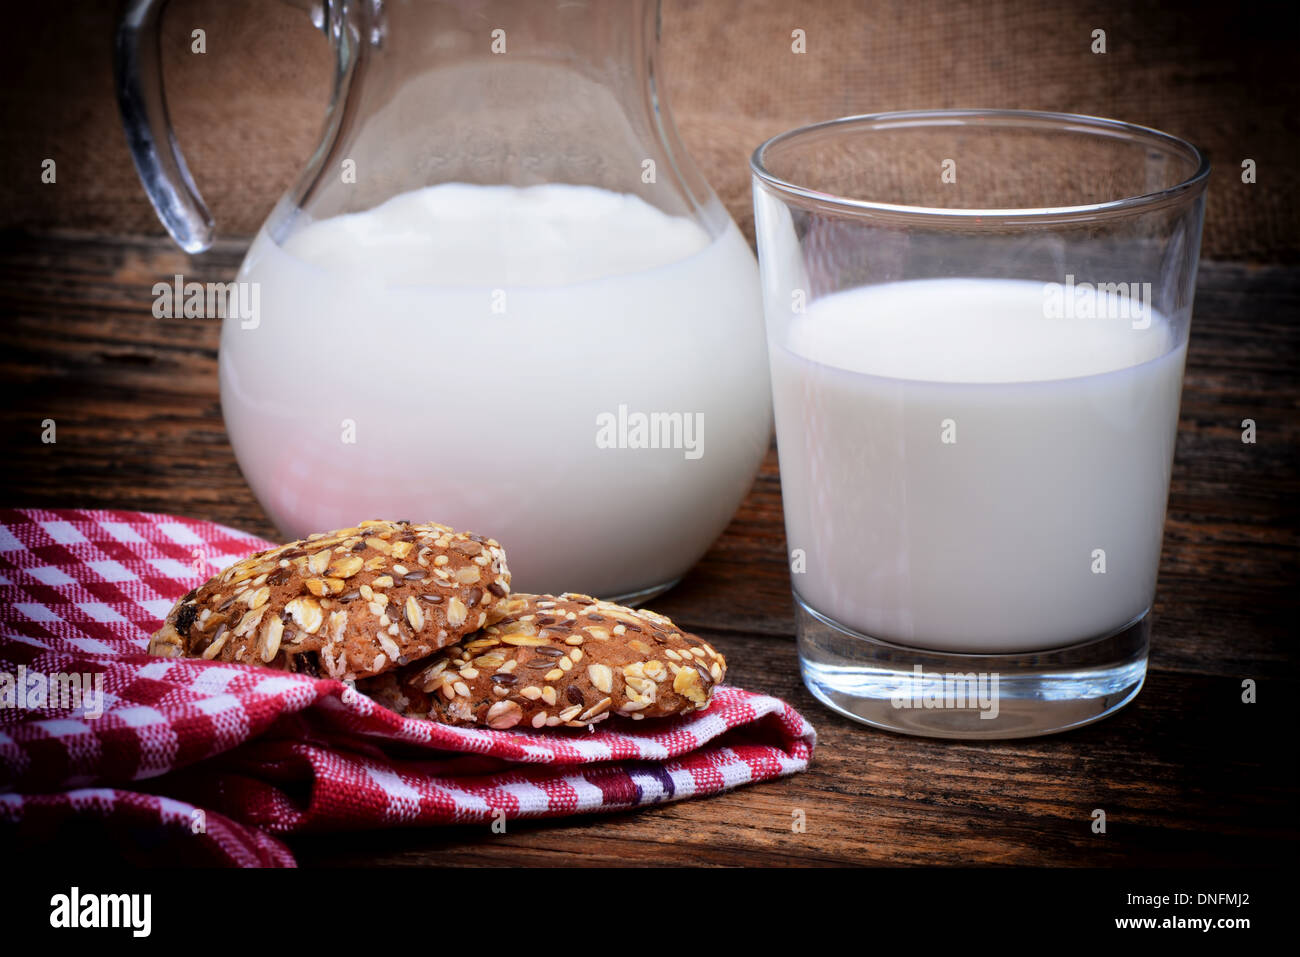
left=1, top=231, right=1295, bottom=866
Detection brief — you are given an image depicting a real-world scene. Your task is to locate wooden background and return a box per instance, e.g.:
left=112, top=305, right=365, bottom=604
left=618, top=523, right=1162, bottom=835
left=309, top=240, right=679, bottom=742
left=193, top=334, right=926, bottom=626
left=2, top=0, right=1298, bottom=260
left=0, top=233, right=1295, bottom=865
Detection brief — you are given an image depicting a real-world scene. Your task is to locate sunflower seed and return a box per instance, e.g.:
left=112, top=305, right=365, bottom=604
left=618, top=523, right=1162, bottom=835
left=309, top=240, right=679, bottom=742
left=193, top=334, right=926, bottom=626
left=587, top=664, right=613, bottom=694
left=259, top=615, right=284, bottom=663
left=447, top=597, right=468, bottom=628
left=486, top=700, right=523, bottom=729
left=405, top=596, right=424, bottom=631
left=285, top=596, right=323, bottom=634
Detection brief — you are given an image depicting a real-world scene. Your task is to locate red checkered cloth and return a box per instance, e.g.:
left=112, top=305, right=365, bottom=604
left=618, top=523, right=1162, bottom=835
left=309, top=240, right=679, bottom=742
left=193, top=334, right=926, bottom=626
left=0, top=508, right=815, bottom=866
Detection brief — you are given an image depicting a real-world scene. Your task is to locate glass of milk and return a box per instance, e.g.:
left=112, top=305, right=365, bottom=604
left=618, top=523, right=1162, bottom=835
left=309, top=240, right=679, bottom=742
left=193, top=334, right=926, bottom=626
left=752, top=111, right=1209, bottom=738
left=115, top=0, right=772, bottom=603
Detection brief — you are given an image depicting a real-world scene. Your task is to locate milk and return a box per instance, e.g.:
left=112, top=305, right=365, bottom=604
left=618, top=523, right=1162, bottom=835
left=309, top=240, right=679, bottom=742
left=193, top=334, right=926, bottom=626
left=221, top=184, right=772, bottom=598
left=770, top=278, right=1186, bottom=653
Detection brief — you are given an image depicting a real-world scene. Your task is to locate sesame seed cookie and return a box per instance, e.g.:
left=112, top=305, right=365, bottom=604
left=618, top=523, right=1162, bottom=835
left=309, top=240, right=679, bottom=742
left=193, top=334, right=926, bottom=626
left=148, top=519, right=512, bottom=680
left=359, top=592, right=727, bottom=729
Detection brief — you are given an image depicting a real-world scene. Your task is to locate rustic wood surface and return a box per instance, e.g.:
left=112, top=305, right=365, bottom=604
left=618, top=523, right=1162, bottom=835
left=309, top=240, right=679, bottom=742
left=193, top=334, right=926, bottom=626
left=0, top=231, right=1295, bottom=866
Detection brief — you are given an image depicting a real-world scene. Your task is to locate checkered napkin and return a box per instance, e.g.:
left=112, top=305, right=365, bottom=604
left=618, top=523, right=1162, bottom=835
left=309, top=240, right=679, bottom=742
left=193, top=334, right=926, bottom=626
left=0, top=508, right=815, bottom=866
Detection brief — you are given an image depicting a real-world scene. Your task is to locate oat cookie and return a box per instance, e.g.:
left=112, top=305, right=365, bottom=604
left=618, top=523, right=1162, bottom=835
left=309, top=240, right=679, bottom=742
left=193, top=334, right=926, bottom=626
left=148, top=520, right=512, bottom=680
left=361, top=592, right=726, bottom=729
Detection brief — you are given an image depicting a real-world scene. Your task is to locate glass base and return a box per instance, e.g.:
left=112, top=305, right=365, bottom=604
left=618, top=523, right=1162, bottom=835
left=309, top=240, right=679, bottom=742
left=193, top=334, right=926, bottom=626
left=605, top=576, right=682, bottom=608
left=796, top=596, right=1148, bottom=739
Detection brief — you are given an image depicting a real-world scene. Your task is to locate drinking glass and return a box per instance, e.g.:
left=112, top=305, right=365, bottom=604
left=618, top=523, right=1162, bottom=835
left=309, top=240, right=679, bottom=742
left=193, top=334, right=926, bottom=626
left=751, top=110, right=1209, bottom=738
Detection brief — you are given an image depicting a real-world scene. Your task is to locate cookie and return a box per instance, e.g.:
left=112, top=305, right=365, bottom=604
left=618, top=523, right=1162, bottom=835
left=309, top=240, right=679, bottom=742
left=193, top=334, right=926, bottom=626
left=148, top=519, right=512, bottom=680
left=360, top=592, right=726, bottom=729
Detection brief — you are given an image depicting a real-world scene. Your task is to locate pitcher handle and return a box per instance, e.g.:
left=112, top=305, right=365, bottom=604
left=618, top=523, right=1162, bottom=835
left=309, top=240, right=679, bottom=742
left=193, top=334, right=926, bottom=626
left=114, top=0, right=326, bottom=253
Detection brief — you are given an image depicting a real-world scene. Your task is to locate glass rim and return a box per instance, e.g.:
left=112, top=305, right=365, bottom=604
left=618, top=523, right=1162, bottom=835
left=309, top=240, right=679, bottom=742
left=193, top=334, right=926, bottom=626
left=750, top=109, right=1211, bottom=225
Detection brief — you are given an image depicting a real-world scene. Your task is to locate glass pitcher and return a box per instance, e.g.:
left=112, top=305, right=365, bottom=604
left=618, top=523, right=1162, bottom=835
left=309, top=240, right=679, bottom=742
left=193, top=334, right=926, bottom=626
left=116, top=0, right=772, bottom=602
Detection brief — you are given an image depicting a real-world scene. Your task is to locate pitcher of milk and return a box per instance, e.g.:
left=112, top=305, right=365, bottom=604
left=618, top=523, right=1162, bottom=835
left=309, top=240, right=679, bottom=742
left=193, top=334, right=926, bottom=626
left=115, top=0, right=771, bottom=601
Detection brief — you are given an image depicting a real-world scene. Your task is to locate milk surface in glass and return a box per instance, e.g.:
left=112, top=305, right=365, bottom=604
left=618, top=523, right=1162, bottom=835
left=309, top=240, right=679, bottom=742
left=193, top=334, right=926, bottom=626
left=769, top=277, right=1186, bottom=653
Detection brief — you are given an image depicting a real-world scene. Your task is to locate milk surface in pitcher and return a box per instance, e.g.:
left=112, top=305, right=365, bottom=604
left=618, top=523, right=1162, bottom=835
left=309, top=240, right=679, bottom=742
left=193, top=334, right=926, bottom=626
left=220, top=183, right=773, bottom=599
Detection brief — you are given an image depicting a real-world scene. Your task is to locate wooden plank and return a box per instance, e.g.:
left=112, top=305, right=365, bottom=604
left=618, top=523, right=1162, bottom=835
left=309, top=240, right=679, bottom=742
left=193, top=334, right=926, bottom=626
left=0, top=230, right=1295, bottom=865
